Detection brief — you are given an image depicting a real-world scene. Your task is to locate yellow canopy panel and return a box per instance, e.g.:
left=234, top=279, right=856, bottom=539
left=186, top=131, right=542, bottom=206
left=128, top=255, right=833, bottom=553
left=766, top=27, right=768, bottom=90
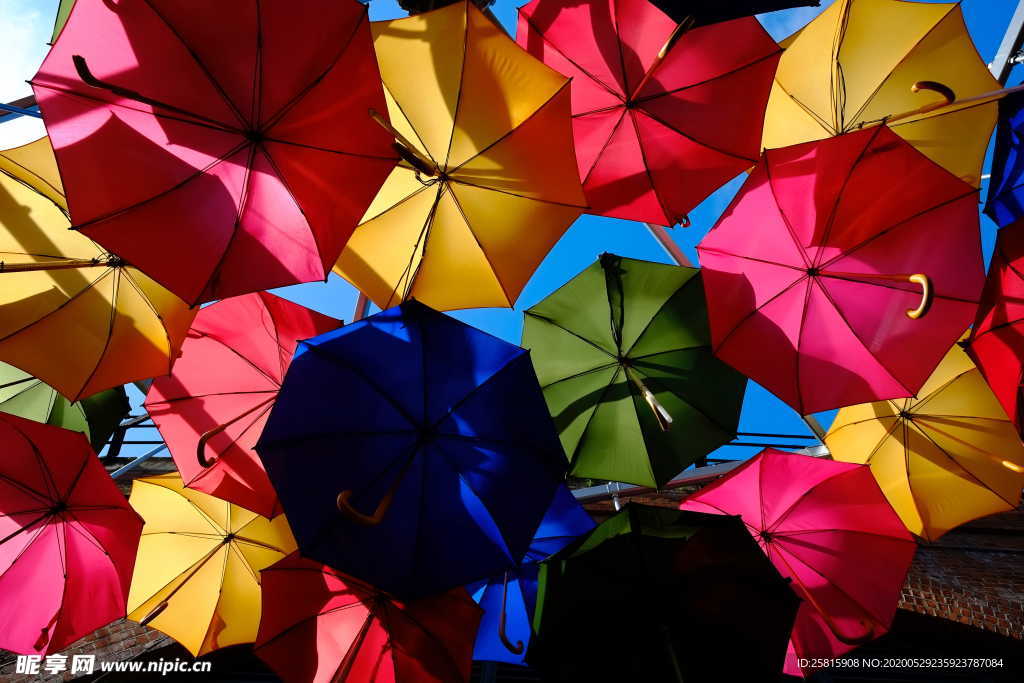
left=763, top=0, right=1001, bottom=187
left=335, top=0, right=587, bottom=311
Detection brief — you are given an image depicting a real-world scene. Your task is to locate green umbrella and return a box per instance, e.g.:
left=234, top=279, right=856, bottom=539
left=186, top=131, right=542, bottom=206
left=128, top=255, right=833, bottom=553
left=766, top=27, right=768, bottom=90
left=522, top=254, right=746, bottom=487
left=51, top=0, right=75, bottom=43
left=0, top=361, right=129, bottom=451
left=529, top=504, right=799, bottom=682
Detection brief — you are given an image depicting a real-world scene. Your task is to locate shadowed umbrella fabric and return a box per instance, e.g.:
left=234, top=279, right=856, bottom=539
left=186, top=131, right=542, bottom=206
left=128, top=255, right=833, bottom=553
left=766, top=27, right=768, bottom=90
left=32, top=0, right=397, bottom=305
left=126, top=473, right=296, bottom=656
left=0, top=143, right=194, bottom=402
left=0, top=413, right=142, bottom=655
left=523, top=254, right=746, bottom=487
left=826, top=341, right=1024, bottom=541
left=467, top=485, right=594, bottom=666
left=697, top=125, right=983, bottom=415
left=985, top=92, right=1024, bottom=228
left=649, top=0, right=819, bottom=27
left=762, top=0, right=1001, bottom=188
left=0, top=137, right=66, bottom=211
left=680, top=449, right=916, bottom=678
left=0, top=362, right=130, bottom=452
left=255, top=554, right=482, bottom=683
left=529, top=505, right=799, bottom=681
left=968, top=224, right=1024, bottom=431
left=145, top=292, right=339, bottom=518
left=517, top=0, right=780, bottom=225
left=334, top=1, right=586, bottom=312
left=256, top=300, right=568, bottom=599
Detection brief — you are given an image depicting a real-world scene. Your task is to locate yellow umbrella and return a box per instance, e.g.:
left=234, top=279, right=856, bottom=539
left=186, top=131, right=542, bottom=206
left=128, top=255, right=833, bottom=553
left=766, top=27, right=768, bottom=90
left=334, top=0, right=587, bottom=311
left=762, top=0, right=1001, bottom=186
left=126, top=473, right=296, bottom=656
left=826, top=340, right=1024, bottom=541
left=0, top=138, right=194, bottom=401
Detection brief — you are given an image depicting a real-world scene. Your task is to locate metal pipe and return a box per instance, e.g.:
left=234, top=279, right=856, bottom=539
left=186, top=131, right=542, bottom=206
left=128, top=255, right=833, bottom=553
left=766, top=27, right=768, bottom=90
left=990, top=0, right=1024, bottom=84
left=644, top=223, right=692, bottom=266
left=110, top=444, right=168, bottom=479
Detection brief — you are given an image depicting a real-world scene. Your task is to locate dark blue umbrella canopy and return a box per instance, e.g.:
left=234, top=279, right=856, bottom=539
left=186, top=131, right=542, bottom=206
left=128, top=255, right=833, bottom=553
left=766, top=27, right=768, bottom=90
left=986, top=90, right=1024, bottom=228
left=467, top=485, right=595, bottom=666
left=256, top=300, right=568, bottom=599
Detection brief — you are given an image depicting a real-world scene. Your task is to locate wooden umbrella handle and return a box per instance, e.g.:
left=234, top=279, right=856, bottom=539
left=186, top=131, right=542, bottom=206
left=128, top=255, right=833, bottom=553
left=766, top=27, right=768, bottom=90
left=906, top=273, right=932, bottom=320
left=195, top=395, right=276, bottom=468
left=336, top=489, right=396, bottom=526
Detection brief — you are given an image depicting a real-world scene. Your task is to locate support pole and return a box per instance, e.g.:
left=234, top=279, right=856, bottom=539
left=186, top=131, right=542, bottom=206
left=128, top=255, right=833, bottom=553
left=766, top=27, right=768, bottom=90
left=991, top=0, right=1024, bottom=85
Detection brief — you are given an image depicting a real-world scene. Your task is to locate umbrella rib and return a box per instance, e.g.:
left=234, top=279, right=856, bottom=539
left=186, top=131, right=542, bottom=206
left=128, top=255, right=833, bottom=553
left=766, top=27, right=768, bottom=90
left=621, top=373, right=665, bottom=486
left=196, top=544, right=233, bottom=653
left=259, top=137, right=399, bottom=162
left=624, top=111, right=674, bottom=224
left=252, top=0, right=264, bottom=126
left=71, top=268, right=123, bottom=402
left=441, top=8, right=472, bottom=170
left=378, top=84, right=439, bottom=167
left=193, top=144, right=259, bottom=303
left=569, top=365, right=625, bottom=465
left=635, top=49, right=782, bottom=105
left=62, top=513, right=117, bottom=558
left=119, top=268, right=178, bottom=379
left=446, top=187, right=514, bottom=307
left=696, top=245, right=808, bottom=274
left=533, top=360, right=619, bottom=391
left=8, top=418, right=62, bottom=501
left=763, top=157, right=813, bottom=269
left=71, top=140, right=250, bottom=233
left=447, top=81, right=578, bottom=182
left=708, top=277, right=807, bottom=356
left=445, top=176, right=587, bottom=209
left=774, top=527, right=910, bottom=543
left=815, top=273, right=979, bottom=306
left=258, top=9, right=369, bottom=132
left=908, top=369, right=973, bottom=414
left=427, top=352, right=525, bottom=431
left=0, top=153, right=64, bottom=206
left=355, top=176, right=433, bottom=227
left=387, top=603, right=468, bottom=681
left=609, top=0, right=633, bottom=99
left=827, top=413, right=898, bottom=438
left=579, top=109, right=629, bottom=188
left=254, top=599, right=368, bottom=653
left=885, top=94, right=1001, bottom=131
left=0, top=267, right=111, bottom=346
left=908, top=419, right=1021, bottom=508
left=810, top=277, right=917, bottom=397
left=621, top=278, right=696, bottom=357
left=772, top=79, right=838, bottom=137
left=793, top=272, right=818, bottom=414
left=844, top=4, right=960, bottom=128
left=146, top=389, right=278, bottom=407
left=226, top=541, right=261, bottom=584
left=58, top=448, right=94, bottom=507
left=816, top=190, right=980, bottom=272
left=387, top=185, right=445, bottom=308
left=630, top=363, right=735, bottom=436
left=522, top=311, right=619, bottom=359
left=632, top=107, right=760, bottom=166
left=810, top=125, right=885, bottom=265
left=517, top=13, right=625, bottom=102
left=0, top=472, right=51, bottom=507
left=189, top=328, right=285, bottom=387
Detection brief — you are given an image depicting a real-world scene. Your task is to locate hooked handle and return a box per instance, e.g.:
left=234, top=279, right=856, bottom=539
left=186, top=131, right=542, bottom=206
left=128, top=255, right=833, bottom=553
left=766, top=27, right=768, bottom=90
left=498, top=571, right=525, bottom=655
left=336, top=489, right=396, bottom=526
left=195, top=395, right=276, bottom=468
left=906, top=273, right=932, bottom=320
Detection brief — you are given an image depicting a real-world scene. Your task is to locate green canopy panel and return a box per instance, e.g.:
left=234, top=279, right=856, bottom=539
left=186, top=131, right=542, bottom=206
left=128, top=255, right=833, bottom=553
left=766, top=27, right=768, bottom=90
left=0, top=361, right=130, bottom=451
left=523, top=254, right=747, bottom=488
left=51, top=0, right=75, bottom=43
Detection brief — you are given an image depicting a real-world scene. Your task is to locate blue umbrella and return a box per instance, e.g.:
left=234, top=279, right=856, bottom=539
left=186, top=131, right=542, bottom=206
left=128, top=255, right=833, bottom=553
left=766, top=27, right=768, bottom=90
left=255, top=300, right=568, bottom=599
left=467, top=485, right=595, bottom=665
left=986, top=90, right=1024, bottom=227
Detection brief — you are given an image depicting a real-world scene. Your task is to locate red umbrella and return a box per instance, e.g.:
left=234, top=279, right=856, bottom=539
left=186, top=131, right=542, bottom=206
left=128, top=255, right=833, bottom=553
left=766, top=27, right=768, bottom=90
left=680, top=449, right=916, bottom=678
left=517, top=0, right=780, bottom=226
left=254, top=553, right=482, bottom=683
left=145, top=292, right=338, bottom=518
left=967, top=222, right=1024, bottom=430
left=0, top=413, right=142, bottom=655
left=31, top=0, right=397, bottom=305
left=697, top=125, right=984, bottom=414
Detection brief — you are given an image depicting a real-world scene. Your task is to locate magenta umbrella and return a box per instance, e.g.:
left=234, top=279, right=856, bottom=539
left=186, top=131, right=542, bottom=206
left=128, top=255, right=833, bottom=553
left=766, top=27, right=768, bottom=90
left=680, top=448, right=916, bottom=677
left=0, top=413, right=143, bottom=654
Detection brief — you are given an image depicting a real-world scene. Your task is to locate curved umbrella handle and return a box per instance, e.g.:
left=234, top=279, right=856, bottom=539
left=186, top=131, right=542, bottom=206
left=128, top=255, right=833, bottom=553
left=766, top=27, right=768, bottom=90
left=882, top=81, right=957, bottom=125
left=195, top=395, right=277, bottom=469
left=498, top=571, right=524, bottom=655
left=905, top=273, right=932, bottom=320
left=336, top=488, right=396, bottom=526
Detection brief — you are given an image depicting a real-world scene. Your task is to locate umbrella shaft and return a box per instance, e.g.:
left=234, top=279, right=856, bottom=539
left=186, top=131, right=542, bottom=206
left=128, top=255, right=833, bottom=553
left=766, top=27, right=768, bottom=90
left=629, top=17, right=695, bottom=102
left=0, top=259, right=109, bottom=273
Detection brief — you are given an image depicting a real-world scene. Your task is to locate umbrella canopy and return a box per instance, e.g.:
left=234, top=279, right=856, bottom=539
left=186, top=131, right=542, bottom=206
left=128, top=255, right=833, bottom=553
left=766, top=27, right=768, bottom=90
left=0, top=142, right=194, bottom=402
left=32, top=0, right=397, bottom=306
left=52, top=0, right=75, bottom=42
left=967, top=224, right=1024, bottom=431
left=0, top=137, right=65, bottom=211
left=762, top=0, right=1001, bottom=188
left=256, top=299, right=568, bottom=599
left=523, top=254, right=746, bottom=487
left=145, top=292, right=339, bottom=518
left=467, top=485, right=594, bottom=666
left=126, top=473, right=296, bottom=656
left=680, top=449, right=916, bottom=678
left=530, top=504, right=799, bottom=681
left=255, top=553, right=482, bottom=683
left=985, top=92, right=1024, bottom=228
left=0, top=362, right=129, bottom=451
left=334, top=0, right=587, bottom=312
left=649, top=1, right=820, bottom=27
left=697, top=125, right=983, bottom=415
left=0, top=413, right=142, bottom=655
left=517, top=0, right=781, bottom=226
left=826, top=340, right=1024, bottom=541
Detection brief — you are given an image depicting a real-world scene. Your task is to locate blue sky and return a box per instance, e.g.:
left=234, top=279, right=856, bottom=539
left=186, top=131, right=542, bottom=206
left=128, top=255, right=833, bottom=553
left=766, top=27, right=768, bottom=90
left=0, top=0, right=1019, bottom=462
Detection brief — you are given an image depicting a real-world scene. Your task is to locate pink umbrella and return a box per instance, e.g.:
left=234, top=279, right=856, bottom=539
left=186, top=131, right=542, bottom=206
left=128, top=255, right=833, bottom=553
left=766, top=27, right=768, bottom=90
left=0, top=413, right=143, bottom=654
left=680, top=448, right=916, bottom=677
left=145, top=292, right=339, bottom=517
